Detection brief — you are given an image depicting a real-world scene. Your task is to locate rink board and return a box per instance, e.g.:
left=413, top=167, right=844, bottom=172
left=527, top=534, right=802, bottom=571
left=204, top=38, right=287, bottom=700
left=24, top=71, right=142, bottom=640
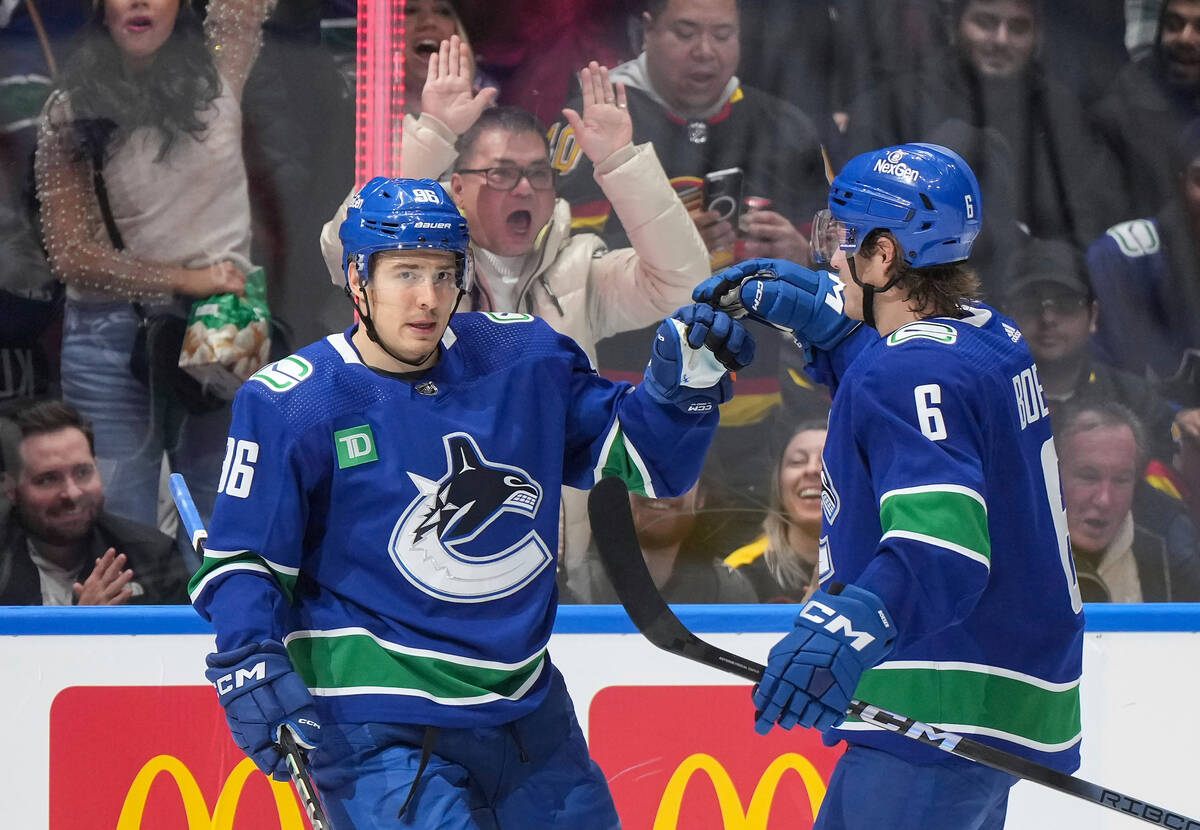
left=1, top=604, right=1197, bottom=829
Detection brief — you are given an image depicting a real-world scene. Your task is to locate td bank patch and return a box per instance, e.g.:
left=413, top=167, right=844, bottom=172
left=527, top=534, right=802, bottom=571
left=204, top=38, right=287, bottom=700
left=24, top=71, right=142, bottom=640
left=335, top=424, right=378, bottom=468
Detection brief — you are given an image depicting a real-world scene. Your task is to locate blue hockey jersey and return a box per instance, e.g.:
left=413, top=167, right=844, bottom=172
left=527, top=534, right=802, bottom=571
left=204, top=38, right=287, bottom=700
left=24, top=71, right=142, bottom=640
left=810, top=304, right=1085, bottom=773
left=190, top=312, right=717, bottom=728
left=1086, top=213, right=1200, bottom=386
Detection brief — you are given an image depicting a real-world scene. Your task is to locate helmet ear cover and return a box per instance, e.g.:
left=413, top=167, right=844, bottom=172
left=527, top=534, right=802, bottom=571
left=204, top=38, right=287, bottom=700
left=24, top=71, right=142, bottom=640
left=339, top=177, right=473, bottom=292
left=820, top=143, right=983, bottom=269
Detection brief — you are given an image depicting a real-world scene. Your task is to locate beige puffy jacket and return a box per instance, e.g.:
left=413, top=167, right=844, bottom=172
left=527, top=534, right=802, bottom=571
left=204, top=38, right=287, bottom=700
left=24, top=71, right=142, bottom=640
left=319, top=112, right=711, bottom=583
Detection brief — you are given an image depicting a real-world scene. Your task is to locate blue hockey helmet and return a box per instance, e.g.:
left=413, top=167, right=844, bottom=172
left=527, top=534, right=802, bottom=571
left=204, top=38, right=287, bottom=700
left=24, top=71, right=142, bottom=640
left=812, top=143, right=982, bottom=269
left=339, top=177, right=473, bottom=291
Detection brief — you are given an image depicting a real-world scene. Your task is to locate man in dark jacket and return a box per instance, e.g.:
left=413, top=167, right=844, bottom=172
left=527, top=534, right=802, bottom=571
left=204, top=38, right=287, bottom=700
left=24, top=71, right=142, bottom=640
left=1091, top=0, right=1200, bottom=220
left=845, top=0, right=1122, bottom=284
left=1000, top=236, right=1179, bottom=463
left=0, top=399, right=188, bottom=605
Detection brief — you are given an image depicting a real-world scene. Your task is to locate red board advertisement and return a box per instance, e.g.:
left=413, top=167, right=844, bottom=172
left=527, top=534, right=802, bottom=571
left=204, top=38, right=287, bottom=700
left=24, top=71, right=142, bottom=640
left=50, top=686, right=312, bottom=830
left=589, top=685, right=844, bottom=829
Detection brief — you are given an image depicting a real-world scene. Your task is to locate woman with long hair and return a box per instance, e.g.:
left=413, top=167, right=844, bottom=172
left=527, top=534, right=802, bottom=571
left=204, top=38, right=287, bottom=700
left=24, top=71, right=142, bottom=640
left=725, top=420, right=828, bottom=602
left=35, top=0, right=273, bottom=558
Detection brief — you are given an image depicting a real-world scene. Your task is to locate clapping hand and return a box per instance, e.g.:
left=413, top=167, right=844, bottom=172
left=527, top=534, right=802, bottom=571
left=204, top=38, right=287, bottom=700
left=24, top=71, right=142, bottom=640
left=73, top=547, right=134, bottom=605
left=562, top=61, right=633, bottom=166
left=421, top=34, right=498, bottom=135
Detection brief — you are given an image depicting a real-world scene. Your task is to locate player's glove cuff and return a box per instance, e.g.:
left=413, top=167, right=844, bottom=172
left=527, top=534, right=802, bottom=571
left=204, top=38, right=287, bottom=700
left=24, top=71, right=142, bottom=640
left=642, top=304, right=753, bottom=413
left=205, top=640, right=323, bottom=781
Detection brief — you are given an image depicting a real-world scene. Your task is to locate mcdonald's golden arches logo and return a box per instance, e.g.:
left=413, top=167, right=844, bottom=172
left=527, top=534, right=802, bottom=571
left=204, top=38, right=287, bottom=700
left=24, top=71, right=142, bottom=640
left=116, top=754, right=305, bottom=830
left=654, top=752, right=828, bottom=830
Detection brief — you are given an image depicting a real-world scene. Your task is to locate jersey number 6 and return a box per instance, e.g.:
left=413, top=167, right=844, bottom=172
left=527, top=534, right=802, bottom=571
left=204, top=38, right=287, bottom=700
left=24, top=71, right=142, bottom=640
left=914, top=384, right=948, bottom=441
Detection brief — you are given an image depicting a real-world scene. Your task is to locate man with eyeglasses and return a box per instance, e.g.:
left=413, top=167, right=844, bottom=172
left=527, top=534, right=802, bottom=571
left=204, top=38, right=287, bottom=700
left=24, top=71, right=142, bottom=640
left=1000, top=237, right=1178, bottom=465
left=321, top=43, right=710, bottom=590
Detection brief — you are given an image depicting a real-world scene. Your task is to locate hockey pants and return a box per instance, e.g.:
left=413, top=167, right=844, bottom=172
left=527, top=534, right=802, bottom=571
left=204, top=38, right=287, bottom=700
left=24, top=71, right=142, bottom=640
left=308, top=666, right=620, bottom=828
left=814, top=743, right=1017, bottom=830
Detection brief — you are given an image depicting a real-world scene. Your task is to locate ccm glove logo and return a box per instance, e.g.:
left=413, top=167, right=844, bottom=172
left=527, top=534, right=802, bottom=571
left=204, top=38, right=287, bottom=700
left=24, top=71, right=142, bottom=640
left=752, top=279, right=765, bottom=313
left=214, top=661, right=267, bottom=695
left=797, top=600, right=888, bottom=651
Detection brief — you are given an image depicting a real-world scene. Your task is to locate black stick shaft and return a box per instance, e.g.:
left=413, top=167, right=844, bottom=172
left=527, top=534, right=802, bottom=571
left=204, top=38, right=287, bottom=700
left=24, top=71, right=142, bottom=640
left=169, top=474, right=333, bottom=830
left=587, top=475, right=1199, bottom=828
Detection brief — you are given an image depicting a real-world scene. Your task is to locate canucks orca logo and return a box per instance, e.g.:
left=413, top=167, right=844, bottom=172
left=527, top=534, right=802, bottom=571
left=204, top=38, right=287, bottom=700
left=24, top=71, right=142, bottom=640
left=389, top=433, right=552, bottom=602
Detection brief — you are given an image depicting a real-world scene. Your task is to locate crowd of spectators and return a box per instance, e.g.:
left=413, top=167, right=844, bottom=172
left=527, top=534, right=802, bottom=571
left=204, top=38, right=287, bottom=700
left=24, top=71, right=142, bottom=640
left=5, top=0, right=1200, bottom=606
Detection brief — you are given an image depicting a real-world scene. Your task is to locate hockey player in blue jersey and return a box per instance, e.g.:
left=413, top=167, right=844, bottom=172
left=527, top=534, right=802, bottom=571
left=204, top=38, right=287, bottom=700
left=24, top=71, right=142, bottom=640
left=695, top=144, right=1085, bottom=829
left=189, top=177, right=755, bottom=828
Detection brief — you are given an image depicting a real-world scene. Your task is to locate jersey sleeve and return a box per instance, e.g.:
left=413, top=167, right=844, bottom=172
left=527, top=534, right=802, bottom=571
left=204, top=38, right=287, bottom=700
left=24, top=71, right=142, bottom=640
left=557, top=335, right=718, bottom=499
left=806, top=324, right=880, bottom=393
left=849, top=348, right=992, bottom=650
left=189, top=383, right=321, bottom=651
left=1084, top=223, right=1144, bottom=370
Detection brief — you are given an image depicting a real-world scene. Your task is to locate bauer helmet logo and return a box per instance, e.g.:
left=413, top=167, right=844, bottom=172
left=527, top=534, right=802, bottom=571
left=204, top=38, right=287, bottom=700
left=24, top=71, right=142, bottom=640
left=887, top=149, right=905, bottom=164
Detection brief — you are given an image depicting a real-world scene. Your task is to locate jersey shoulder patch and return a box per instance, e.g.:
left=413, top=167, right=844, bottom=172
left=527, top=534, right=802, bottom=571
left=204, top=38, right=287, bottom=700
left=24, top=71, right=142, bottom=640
left=1104, top=218, right=1160, bottom=258
left=480, top=312, right=536, bottom=324
left=886, top=320, right=959, bottom=347
left=249, top=354, right=315, bottom=393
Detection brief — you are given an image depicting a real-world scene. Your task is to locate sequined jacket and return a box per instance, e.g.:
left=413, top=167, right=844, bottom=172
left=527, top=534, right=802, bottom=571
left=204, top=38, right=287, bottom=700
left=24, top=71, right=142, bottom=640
left=33, top=0, right=274, bottom=302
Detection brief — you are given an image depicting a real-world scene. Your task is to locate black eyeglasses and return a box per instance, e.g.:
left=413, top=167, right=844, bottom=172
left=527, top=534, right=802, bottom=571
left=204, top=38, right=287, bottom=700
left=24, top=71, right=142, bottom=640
left=457, top=164, right=557, bottom=191
left=1008, top=295, right=1091, bottom=317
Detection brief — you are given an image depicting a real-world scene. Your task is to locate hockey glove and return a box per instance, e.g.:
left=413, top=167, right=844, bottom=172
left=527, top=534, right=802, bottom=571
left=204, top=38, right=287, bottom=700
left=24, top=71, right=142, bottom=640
left=693, top=257, right=858, bottom=353
left=752, top=584, right=896, bottom=735
left=642, top=304, right=756, bottom=413
left=205, top=640, right=323, bottom=781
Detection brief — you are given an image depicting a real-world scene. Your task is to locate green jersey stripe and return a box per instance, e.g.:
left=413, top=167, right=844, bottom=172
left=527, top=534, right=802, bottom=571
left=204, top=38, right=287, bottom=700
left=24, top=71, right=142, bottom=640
left=188, top=554, right=298, bottom=603
left=879, top=488, right=991, bottom=562
left=595, top=419, right=656, bottom=497
left=286, top=632, right=546, bottom=704
left=849, top=663, right=1082, bottom=750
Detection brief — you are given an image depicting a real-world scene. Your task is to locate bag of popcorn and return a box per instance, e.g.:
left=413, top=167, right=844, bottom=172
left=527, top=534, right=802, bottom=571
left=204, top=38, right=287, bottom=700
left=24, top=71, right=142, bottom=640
left=178, top=267, right=271, bottom=399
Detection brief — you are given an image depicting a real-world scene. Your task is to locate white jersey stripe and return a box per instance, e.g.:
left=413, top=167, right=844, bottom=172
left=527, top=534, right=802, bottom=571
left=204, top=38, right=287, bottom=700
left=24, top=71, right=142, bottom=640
left=882, top=529, right=990, bottom=568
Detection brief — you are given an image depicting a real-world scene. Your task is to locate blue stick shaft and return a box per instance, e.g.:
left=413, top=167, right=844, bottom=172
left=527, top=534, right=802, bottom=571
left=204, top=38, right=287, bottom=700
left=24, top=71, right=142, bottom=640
left=169, top=472, right=333, bottom=827
left=168, top=473, right=207, bottom=555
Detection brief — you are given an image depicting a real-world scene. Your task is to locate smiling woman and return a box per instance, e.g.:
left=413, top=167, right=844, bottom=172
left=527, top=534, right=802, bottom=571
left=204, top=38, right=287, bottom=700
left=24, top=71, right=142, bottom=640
left=724, top=420, right=828, bottom=603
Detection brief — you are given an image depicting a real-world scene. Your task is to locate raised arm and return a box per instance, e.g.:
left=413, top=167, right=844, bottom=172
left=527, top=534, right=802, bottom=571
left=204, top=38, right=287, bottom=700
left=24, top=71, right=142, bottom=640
left=34, top=95, right=243, bottom=299
left=205, top=0, right=277, bottom=100
left=568, top=64, right=710, bottom=338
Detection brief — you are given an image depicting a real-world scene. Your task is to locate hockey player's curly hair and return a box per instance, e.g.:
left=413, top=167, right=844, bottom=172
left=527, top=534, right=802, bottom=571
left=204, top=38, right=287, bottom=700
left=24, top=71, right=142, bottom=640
left=860, top=229, right=982, bottom=319
left=57, top=3, right=220, bottom=165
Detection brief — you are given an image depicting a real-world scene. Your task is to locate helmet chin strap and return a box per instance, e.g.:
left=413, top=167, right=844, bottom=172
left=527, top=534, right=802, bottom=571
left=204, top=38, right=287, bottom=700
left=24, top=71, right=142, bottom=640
left=845, top=249, right=902, bottom=331
left=347, top=284, right=465, bottom=371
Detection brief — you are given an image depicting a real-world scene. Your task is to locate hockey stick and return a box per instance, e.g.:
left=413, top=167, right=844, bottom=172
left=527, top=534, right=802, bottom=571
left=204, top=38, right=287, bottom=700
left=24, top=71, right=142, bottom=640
left=169, top=473, right=333, bottom=830
left=588, top=475, right=1199, bottom=828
